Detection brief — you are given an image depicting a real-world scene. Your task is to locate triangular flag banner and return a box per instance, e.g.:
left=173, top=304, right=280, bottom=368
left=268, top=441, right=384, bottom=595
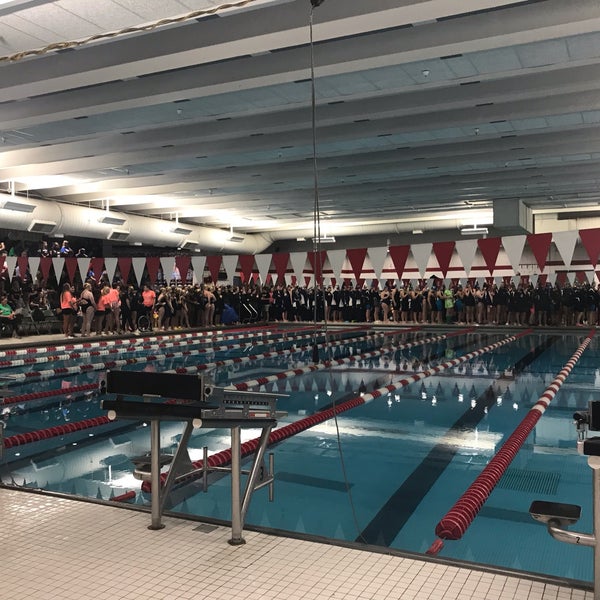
left=5, top=256, right=16, bottom=280
left=530, top=273, right=539, bottom=287
left=538, top=274, right=548, bottom=286
left=567, top=271, right=576, bottom=285
left=289, top=252, right=307, bottom=285
left=552, top=230, right=578, bottom=268
left=346, top=247, right=367, bottom=285
left=29, top=256, right=40, bottom=281
left=576, top=271, right=587, bottom=284
left=388, top=245, right=410, bottom=280
left=527, top=232, right=552, bottom=272
left=104, top=257, right=118, bottom=284
left=411, top=243, right=432, bottom=278
left=90, top=257, right=105, bottom=283
left=254, top=254, right=272, bottom=285
left=191, top=255, right=206, bottom=282
left=160, top=257, right=174, bottom=283
left=238, top=255, right=256, bottom=284
left=272, top=253, right=290, bottom=284
left=547, top=271, right=557, bottom=286
left=502, top=235, right=526, bottom=274
left=52, top=257, right=63, bottom=282
left=118, top=257, right=132, bottom=285
left=556, top=271, right=567, bottom=286
left=455, top=239, right=478, bottom=276
left=64, top=257, right=78, bottom=283
left=327, top=249, right=346, bottom=283
left=367, top=246, right=388, bottom=281
left=17, top=256, right=28, bottom=281
left=205, top=255, right=222, bottom=283
left=308, top=250, right=327, bottom=286
left=40, top=257, right=52, bottom=282
left=77, top=257, right=91, bottom=282
left=174, top=255, right=191, bottom=283
left=132, top=257, right=146, bottom=285
left=432, top=241, right=455, bottom=278
left=221, top=255, right=238, bottom=283
left=579, top=228, right=600, bottom=268
left=477, top=237, right=502, bottom=275
left=586, top=271, right=595, bottom=284
left=145, top=257, right=161, bottom=285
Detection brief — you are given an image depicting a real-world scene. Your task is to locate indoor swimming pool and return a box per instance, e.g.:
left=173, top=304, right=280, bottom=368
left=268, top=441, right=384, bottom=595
left=0, top=325, right=597, bottom=584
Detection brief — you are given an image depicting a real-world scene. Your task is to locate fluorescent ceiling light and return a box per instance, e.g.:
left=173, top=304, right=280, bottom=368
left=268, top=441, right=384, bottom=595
left=312, top=236, right=336, bottom=243
left=460, top=226, right=488, bottom=236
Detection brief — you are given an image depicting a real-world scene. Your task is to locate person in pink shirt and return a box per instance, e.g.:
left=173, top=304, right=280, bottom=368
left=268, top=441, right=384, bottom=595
left=60, top=283, right=78, bottom=338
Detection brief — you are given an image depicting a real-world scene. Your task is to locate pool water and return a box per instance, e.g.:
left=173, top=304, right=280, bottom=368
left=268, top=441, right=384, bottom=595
left=0, top=326, right=596, bottom=583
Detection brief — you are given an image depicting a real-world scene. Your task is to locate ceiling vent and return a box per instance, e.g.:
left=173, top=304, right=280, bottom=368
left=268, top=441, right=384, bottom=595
left=460, top=226, right=488, bottom=236
left=172, top=226, right=193, bottom=235
left=107, top=229, right=130, bottom=241
left=1, top=199, right=36, bottom=213
left=227, top=234, right=245, bottom=243
left=312, top=236, right=336, bottom=243
left=180, top=239, right=199, bottom=249
left=27, top=220, right=57, bottom=234
left=99, top=215, right=127, bottom=226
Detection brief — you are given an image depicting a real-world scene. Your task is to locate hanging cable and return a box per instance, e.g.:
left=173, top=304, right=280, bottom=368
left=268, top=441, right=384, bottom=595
left=1, top=0, right=264, bottom=63
left=307, top=0, right=367, bottom=544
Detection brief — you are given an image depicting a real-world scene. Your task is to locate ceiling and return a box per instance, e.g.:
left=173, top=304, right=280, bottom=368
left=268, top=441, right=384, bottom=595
left=2, top=0, right=600, bottom=252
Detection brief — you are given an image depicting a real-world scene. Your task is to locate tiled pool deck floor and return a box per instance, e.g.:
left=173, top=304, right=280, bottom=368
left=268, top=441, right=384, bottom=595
left=0, top=488, right=592, bottom=600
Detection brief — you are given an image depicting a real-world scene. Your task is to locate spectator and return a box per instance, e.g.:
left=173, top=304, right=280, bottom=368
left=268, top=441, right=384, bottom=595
left=0, top=293, right=22, bottom=338
left=59, top=240, right=74, bottom=257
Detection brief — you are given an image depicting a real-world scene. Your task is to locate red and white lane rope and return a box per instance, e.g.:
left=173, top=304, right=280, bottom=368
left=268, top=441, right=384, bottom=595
left=141, top=330, right=529, bottom=493
left=1, top=330, right=393, bottom=447
left=0, top=328, right=375, bottom=383
left=427, top=329, right=596, bottom=556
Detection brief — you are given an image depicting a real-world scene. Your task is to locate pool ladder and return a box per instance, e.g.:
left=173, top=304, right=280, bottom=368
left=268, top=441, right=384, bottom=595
left=529, top=401, right=600, bottom=599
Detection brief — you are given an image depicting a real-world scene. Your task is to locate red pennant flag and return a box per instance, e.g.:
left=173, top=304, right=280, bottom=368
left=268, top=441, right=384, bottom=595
left=272, top=253, right=290, bottom=284
left=579, top=228, right=600, bottom=268
left=527, top=233, right=552, bottom=272
left=477, top=237, right=502, bottom=275
left=118, top=257, right=132, bottom=285
left=432, top=241, right=455, bottom=278
left=145, top=256, right=161, bottom=285
left=174, top=255, right=191, bottom=283
left=556, top=272, right=567, bottom=286
left=308, top=251, right=327, bottom=286
left=206, top=255, right=222, bottom=283
left=238, top=255, right=256, bottom=284
left=90, top=258, right=105, bottom=283
left=388, top=245, right=410, bottom=280
left=40, top=257, right=52, bottom=281
left=64, top=257, right=78, bottom=283
left=346, top=247, right=367, bottom=284
left=17, top=256, right=28, bottom=281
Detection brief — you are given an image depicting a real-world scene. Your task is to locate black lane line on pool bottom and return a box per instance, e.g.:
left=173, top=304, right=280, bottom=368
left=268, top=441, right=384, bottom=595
left=355, top=335, right=560, bottom=546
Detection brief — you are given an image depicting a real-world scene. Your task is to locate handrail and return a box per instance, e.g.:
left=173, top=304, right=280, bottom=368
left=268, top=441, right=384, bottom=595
left=427, top=330, right=596, bottom=556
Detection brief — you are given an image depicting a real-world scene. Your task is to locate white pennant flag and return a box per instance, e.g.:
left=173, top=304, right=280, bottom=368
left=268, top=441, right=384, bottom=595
left=547, top=271, right=557, bottom=286
left=502, top=235, right=526, bottom=274
left=553, top=230, right=578, bottom=268
left=4, top=256, right=16, bottom=280
left=566, top=271, right=576, bottom=285
left=160, top=257, right=174, bottom=283
left=104, top=257, right=118, bottom=284
left=530, top=273, right=539, bottom=287
left=132, top=257, right=146, bottom=286
left=29, top=256, right=40, bottom=280
left=368, top=246, right=388, bottom=281
left=221, top=255, right=238, bottom=284
left=191, top=255, right=206, bottom=284
left=411, top=243, right=432, bottom=278
left=52, top=257, right=63, bottom=281
left=455, top=239, right=478, bottom=277
left=77, top=257, right=90, bottom=281
left=586, top=271, right=595, bottom=284
left=327, top=249, right=346, bottom=283
left=289, top=252, right=307, bottom=284
left=254, top=254, right=272, bottom=284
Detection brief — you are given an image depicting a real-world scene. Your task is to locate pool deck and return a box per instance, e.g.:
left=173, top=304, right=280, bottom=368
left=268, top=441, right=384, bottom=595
left=0, top=325, right=595, bottom=599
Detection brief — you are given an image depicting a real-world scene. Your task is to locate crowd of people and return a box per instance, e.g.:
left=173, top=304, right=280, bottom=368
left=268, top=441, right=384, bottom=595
left=1, top=274, right=598, bottom=340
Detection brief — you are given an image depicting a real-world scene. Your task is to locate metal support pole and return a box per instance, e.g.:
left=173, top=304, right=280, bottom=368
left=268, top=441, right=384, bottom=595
left=229, top=426, right=245, bottom=545
left=591, top=456, right=600, bottom=600
left=268, top=453, right=274, bottom=502
left=148, top=419, right=165, bottom=530
left=202, top=446, right=208, bottom=493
